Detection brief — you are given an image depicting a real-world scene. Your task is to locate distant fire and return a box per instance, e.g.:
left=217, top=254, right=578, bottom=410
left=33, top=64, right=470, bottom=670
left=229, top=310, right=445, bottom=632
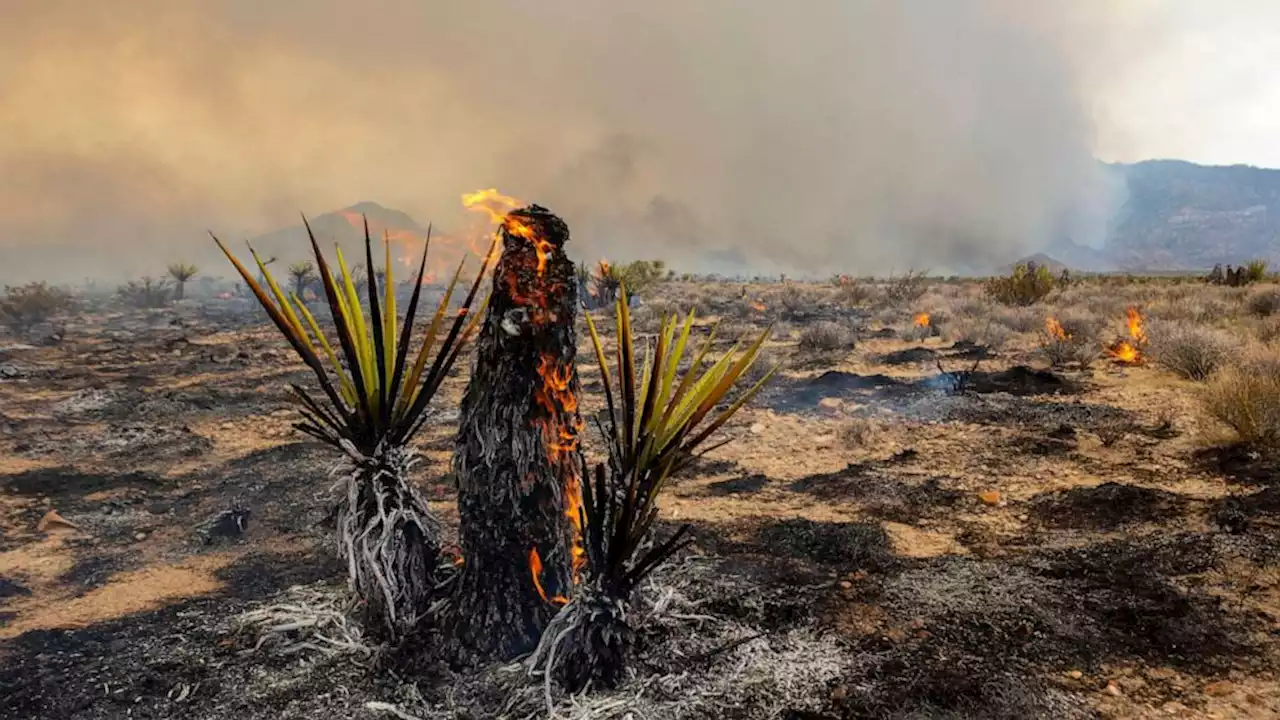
left=752, top=301, right=767, bottom=312
left=1107, top=307, right=1146, bottom=364
left=913, top=312, right=930, bottom=327
left=1045, top=317, right=1070, bottom=341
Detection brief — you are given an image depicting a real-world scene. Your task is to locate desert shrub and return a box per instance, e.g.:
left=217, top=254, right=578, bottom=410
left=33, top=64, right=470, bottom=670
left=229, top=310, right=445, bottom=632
left=992, top=305, right=1044, bottom=334
left=1247, top=287, right=1280, bottom=317
left=833, top=275, right=874, bottom=306
left=117, top=277, right=173, bottom=308
left=985, top=263, right=1056, bottom=306
left=1201, top=347, right=1280, bottom=446
left=839, top=418, right=877, bottom=448
left=880, top=270, right=929, bottom=306
left=953, top=296, right=995, bottom=319
left=1247, top=259, right=1269, bottom=284
left=1148, top=321, right=1237, bottom=380
left=1038, top=310, right=1103, bottom=369
left=0, top=282, right=72, bottom=334
left=615, top=259, right=667, bottom=295
left=797, top=321, right=855, bottom=353
left=944, top=318, right=1012, bottom=351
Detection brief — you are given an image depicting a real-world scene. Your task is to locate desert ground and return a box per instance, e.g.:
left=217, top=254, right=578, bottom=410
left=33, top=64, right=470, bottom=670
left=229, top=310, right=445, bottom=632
left=2, top=275, right=1278, bottom=719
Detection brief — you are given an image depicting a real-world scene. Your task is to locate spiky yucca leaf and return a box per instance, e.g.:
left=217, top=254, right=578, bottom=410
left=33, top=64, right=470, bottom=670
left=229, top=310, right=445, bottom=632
left=582, top=287, right=774, bottom=597
left=213, top=218, right=495, bottom=455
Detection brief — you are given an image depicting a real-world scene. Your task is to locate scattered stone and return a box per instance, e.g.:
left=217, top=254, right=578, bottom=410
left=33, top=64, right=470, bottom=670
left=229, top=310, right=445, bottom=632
left=134, top=532, right=148, bottom=541
left=36, top=509, right=80, bottom=532
left=750, top=423, right=766, bottom=435
left=979, top=490, right=1002, bottom=506
left=1204, top=680, right=1235, bottom=697
left=1105, top=681, right=1123, bottom=697
left=1066, top=670, right=1083, bottom=680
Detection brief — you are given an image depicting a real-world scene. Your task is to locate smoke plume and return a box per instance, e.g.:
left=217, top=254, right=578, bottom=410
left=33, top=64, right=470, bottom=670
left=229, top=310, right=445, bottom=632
left=1, top=0, right=1143, bottom=282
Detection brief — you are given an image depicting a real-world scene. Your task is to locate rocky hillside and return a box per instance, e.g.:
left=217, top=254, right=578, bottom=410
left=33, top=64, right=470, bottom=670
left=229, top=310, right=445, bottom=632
left=1104, top=160, right=1280, bottom=270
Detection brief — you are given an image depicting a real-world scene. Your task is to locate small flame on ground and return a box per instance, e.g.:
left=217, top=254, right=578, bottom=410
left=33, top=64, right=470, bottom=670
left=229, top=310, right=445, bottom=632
left=914, top=312, right=930, bottom=327
left=1107, top=307, right=1147, bottom=364
left=1045, top=317, right=1070, bottom=341
left=751, top=301, right=767, bottom=312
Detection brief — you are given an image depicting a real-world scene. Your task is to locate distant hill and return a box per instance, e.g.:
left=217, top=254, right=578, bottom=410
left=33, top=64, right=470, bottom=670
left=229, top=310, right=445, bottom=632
left=1103, top=160, right=1280, bottom=271
left=248, top=201, right=428, bottom=261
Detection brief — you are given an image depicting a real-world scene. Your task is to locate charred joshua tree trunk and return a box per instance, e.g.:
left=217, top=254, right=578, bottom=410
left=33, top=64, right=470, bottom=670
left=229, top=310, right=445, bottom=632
left=452, top=205, right=584, bottom=660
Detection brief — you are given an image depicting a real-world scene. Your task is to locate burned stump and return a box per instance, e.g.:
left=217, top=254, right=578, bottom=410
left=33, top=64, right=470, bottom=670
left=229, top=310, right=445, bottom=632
left=451, top=205, right=584, bottom=660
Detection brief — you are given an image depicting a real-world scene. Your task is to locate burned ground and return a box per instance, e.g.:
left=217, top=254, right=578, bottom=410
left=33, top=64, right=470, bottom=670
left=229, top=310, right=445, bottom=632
left=2, top=289, right=1279, bottom=719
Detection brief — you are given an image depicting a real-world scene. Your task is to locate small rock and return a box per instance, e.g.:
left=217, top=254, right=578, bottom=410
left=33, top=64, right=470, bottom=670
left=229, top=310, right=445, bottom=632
left=838, top=580, right=853, bottom=589
left=134, top=532, right=148, bottom=541
left=1105, top=681, right=1122, bottom=697
left=1204, top=680, right=1235, bottom=697
left=749, top=423, right=766, bottom=435
left=36, top=510, right=80, bottom=533
left=978, top=490, right=1002, bottom=506
left=1066, top=670, right=1083, bottom=680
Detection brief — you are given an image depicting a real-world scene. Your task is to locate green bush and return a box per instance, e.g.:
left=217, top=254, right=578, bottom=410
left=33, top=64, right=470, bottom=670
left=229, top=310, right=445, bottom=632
left=985, top=263, right=1056, bottom=306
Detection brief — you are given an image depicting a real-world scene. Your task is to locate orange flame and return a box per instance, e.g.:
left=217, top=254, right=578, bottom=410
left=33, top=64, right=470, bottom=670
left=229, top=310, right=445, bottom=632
left=913, top=312, right=930, bottom=327
left=528, top=548, right=569, bottom=606
left=1107, top=307, right=1146, bottom=364
left=751, top=301, right=767, bottom=312
left=1045, top=317, right=1070, bottom=341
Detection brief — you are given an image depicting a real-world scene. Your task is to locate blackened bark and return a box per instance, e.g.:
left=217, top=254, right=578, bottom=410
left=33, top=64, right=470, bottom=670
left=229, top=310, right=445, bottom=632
left=452, top=205, right=583, bottom=660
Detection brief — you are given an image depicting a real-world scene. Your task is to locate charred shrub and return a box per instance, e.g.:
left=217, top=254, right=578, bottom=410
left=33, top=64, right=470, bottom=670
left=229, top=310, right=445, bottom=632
left=117, top=277, right=173, bottom=309
left=0, top=282, right=72, bottom=335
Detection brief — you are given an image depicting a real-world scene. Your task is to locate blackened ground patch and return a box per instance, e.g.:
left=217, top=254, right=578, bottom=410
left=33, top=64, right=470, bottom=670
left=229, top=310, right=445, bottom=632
left=1030, top=482, right=1191, bottom=530
left=0, top=467, right=164, bottom=498
left=755, top=518, right=894, bottom=572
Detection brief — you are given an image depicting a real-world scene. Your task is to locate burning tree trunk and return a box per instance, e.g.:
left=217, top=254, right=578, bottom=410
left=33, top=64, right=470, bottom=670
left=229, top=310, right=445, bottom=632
left=451, top=205, right=585, bottom=660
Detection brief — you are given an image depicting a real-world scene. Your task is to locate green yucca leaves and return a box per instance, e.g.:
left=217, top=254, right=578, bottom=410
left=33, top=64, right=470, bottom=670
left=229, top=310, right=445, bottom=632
left=582, top=287, right=775, bottom=595
left=212, top=217, right=496, bottom=454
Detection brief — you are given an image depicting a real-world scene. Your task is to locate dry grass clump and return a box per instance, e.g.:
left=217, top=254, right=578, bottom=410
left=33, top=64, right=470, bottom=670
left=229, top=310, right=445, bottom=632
left=1038, top=310, right=1103, bottom=369
left=992, top=305, right=1044, bottom=334
left=880, top=270, right=929, bottom=306
left=839, top=418, right=877, bottom=448
left=1147, top=321, right=1238, bottom=381
left=797, top=321, right=856, bottom=354
left=1201, top=346, right=1280, bottom=446
left=1246, top=286, right=1280, bottom=317
left=944, top=318, right=1012, bottom=351
left=833, top=276, right=876, bottom=306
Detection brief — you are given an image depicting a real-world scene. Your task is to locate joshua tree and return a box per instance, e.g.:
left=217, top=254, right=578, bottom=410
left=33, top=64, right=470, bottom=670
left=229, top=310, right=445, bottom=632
left=214, top=220, right=494, bottom=640
left=451, top=206, right=583, bottom=660
left=167, top=263, right=198, bottom=300
left=288, top=261, right=315, bottom=297
left=530, top=288, right=774, bottom=692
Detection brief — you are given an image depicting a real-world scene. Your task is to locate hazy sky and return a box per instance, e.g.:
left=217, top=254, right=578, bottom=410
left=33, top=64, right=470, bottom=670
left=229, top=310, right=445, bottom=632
left=1094, top=2, right=1280, bottom=167
left=2, top=0, right=1279, bottom=282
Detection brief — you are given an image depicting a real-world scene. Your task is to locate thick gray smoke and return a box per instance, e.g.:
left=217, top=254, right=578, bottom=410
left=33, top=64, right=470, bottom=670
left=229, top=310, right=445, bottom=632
left=0, top=0, right=1139, bottom=282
